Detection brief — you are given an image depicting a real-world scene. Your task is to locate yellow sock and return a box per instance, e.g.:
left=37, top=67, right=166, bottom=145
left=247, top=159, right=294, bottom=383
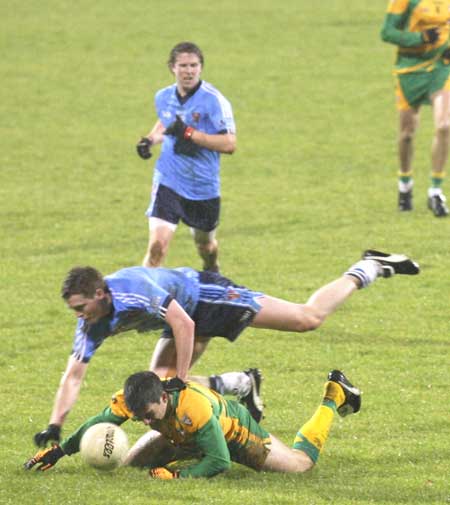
left=292, top=382, right=344, bottom=463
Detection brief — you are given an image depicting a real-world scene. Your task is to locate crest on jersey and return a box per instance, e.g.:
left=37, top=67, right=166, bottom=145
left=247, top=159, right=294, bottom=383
left=181, top=415, right=193, bottom=426
left=227, top=289, right=240, bottom=300
left=192, top=112, right=201, bottom=123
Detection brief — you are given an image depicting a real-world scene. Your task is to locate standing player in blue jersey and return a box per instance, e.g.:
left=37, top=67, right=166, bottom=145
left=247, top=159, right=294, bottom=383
left=32, top=249, right=419, bottom=448
left=136, top=41, right=236, bottom=272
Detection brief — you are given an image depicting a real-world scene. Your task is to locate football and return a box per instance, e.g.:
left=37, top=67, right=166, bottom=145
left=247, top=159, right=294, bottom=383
left=80, top=422, right=129, bottom=470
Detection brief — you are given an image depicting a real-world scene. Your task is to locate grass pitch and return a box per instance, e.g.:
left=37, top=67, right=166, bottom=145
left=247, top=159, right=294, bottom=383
left=1, top=1, right=449, bottom=504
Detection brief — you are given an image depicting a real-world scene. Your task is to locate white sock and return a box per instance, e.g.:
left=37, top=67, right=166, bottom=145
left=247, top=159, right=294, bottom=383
left=218, top=372, right=250, bottom=396
left=428, top=187, right=443, bottom=197
left=344, top=260, right=380, bottom=289
left=398, top=180, right=413, bottom=193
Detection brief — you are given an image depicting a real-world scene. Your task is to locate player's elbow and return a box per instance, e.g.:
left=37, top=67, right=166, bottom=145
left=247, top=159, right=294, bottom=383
left=223, top=134, right=236, bottom=154
left=380, top=26, right=390, bottom=43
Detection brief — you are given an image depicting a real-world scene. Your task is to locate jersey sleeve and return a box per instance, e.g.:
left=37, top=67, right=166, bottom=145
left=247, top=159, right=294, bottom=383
left=380, top=1, right=424, bottom=47
left=71, top=318, right=105, bottom=363
left=209, top=93, right=236, bottom=135
left=175, top=388, right=231, bottom=478
left=60, top=390, right=129, bottom=455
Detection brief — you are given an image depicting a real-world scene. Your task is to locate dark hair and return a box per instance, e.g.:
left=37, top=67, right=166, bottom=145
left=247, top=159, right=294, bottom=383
left=168, top=41, right=204, bottom=69
left=124, top=371, right=164, bottom=415
left=61, top=266, right=107, bottom=300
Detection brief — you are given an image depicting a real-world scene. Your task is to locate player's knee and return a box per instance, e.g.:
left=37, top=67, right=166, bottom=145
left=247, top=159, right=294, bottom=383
left=295, top=308, right=325, bottom=332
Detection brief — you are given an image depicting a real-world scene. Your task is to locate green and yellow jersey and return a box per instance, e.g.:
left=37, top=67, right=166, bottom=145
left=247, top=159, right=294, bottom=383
left=60, top=381, right=270, bottom=478
left=381, top=0, right=450, bottom=73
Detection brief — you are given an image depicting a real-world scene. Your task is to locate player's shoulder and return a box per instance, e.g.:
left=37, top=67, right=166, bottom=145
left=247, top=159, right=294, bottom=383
left=110, top=389, right=133, bottom=419
left=155, top=83, right=176, bottom=101
left=176, top=383, right=215, bottom=431
left=200, top=80, right=226, bottom=96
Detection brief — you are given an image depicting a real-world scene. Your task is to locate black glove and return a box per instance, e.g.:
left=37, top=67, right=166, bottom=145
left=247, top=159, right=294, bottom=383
left=174, top=138, right=200, bottom=157
left=24, top=444, right=65, bottom=471
left=34, top=424, right=61, bottom=447
left=163, top=377, right=186, bottom=392
left=136, top=137, right=153, bottom=159
left=165, top=115, right=187, bottom=138
left=422, top=28, right=439, bottom=44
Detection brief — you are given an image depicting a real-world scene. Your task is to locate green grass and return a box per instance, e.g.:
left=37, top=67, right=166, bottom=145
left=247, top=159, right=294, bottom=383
left=1, top=1, right=449, bottom=504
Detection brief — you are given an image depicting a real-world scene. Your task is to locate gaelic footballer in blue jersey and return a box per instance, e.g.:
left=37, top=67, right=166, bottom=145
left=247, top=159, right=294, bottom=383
left=136, top=41, right=236, bottom=272
left=32, top=250, right=419, bottom=447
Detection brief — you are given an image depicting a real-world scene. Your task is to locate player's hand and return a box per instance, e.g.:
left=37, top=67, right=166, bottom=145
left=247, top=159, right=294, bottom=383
left=422, top=28, right=439, bottom=44
left=34, top=424, right=61, bottom=447
left=163, top=377, right=187, bottom=392
left=164, top=115, right=194, bottom=140
left=174, top=138, right=200, bottom=157
left=149, top=467, right=179, bottom=479
left=136, top=137, right=153, bottom=159
left=24, top=444, right=65, bottom=471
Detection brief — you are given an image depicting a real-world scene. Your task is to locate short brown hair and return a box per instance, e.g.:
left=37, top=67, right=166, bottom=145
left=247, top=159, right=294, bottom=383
left=61, top=266, right=107, bottom=300
left=168, top=41, right=204, bottom=69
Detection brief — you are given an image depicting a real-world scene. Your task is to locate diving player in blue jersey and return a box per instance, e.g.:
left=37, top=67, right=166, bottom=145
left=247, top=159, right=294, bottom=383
left=33, top=250, right=419, bottom=447
left=136, top=41, right=236, bottom=272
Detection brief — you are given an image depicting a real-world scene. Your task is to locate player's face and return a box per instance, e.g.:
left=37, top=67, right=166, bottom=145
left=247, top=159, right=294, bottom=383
left=66, top=289, right=111, bottom=324
left=171, top=52, right=202, bottom=95
left=137, top=394, right=168, bottom=426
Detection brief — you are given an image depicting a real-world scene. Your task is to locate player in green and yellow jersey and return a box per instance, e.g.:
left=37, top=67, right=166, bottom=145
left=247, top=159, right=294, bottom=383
left=25, top=370, right=361, bottom=478
left=381, top=0, right=450, bottom=216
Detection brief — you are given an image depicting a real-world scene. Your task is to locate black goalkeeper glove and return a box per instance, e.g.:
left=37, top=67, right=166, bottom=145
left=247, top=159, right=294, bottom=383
left=164, top=115, right=194, bottom=141
left=136, top=137, right=153, bottom=159
left=163, top=377, right=187, bottom=392
left=24, top=444, right=65, bottom=471
left=422, top=28, right=439, bottom=44
left=34, top=424, right=61, bottom=447
left=174, top=138, right=200, bottom=157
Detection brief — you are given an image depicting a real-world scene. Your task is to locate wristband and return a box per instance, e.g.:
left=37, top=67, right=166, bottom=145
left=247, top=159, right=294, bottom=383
left=184, top=127, right=194, bottom=140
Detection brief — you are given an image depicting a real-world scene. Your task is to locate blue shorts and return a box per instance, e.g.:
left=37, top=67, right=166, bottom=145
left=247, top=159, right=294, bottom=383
left=146, top=183, right=220, bottom=232
left=161, top=271, right=264, bottom=342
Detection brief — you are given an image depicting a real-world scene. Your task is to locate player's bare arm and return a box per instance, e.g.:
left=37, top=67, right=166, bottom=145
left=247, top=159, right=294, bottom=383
left=147, top=119, right=166, bottom=145
left=190, top=131, right=236, bottom=154
left=49, top=356, right=88, bottom=426
left=163, top=300, right=195, bottom=381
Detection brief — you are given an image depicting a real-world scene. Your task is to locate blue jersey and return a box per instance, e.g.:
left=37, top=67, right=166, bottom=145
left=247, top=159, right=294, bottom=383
left=71, top=266, right=200, bottom=363
left=153, top=80, right=235, bottom=200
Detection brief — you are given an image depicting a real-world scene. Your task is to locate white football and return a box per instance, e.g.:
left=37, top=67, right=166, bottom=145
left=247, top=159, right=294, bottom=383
left=80, top=422, right=129, bottom=470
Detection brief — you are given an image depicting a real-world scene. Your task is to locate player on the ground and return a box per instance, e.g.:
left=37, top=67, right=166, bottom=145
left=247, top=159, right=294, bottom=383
left=25, top=369, right=362, bottom=478
left=381, top=0, right=450, bottom=216
left=31, top=250, right=419, bottom=448
left=136, top=41, right=236, bottom=271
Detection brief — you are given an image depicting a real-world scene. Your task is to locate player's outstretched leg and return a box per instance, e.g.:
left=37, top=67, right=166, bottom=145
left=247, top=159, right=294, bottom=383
left=292, top=370, right=361, bottom=465
left=261, top=370, right=361, bottom=473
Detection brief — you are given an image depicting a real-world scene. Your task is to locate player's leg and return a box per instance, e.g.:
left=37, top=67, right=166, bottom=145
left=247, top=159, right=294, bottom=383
left=262, top=370, right=361, bottom=473
left=149, top=335, right=211, bottom=377
left=191, top=228, right=219, bottom=273
left=143, top=218, right=177, bottom=267
left=396, top=76, right=420, bottom=211
left=251, top=276, right=358, bottom=332
left=251, top=253, right=419, bottom=333
left=428, top=85, right=450, bottom=216
left=185, top=196, right=220, bottom=272
left=143, top=183, right=183, bottom=267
